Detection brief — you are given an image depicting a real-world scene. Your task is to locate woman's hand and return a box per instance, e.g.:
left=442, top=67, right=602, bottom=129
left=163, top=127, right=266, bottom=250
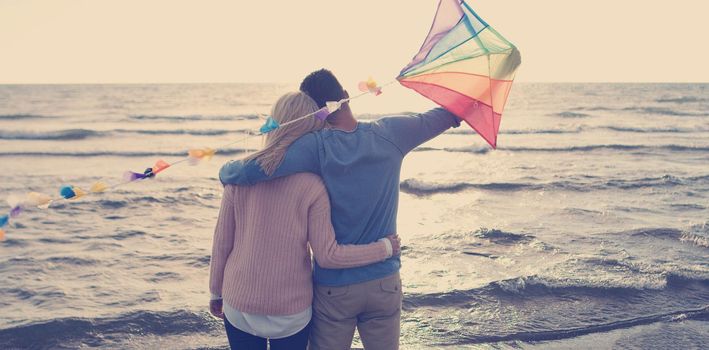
left=386, top=234, right=401, bottom=256
left=210, top=299, right=224, bottom=319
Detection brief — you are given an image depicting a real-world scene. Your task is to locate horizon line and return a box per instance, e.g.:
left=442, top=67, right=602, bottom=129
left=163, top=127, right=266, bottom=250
left=0, top=81, right=707, bottom=86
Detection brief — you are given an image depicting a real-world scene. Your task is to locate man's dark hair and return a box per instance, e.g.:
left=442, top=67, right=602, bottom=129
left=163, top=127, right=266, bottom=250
left=299, top=69, right=346, bottom=108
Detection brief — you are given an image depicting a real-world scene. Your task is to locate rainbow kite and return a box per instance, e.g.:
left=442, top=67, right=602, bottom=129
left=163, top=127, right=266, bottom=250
left=398, top=0, right=521, bottom=148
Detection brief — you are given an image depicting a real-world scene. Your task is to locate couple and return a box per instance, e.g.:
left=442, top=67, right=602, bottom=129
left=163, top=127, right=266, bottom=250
left=209, top=69, right=460, bottom=349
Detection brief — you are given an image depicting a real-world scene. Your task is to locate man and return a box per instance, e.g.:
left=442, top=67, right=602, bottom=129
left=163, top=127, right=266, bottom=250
left=220, top=69, right=460, bottom=349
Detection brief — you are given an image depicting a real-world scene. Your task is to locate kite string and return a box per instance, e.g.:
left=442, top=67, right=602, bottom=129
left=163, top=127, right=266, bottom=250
left=2, top=79, right=398, bottom=225
left=29, top=130, right=259, bottom=210
left=263, top=78, right=397, bottom=131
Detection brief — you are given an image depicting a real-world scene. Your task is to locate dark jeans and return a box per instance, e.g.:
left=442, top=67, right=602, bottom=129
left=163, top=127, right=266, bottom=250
left=224, top=317, right=310, bottom=350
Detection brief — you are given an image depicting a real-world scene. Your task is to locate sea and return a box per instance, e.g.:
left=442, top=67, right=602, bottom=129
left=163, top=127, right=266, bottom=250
left=0, top=83, right=707, bottom=349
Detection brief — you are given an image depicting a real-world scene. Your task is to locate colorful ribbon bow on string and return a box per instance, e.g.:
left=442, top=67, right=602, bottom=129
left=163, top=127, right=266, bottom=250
left=60, top=185, right=87, bottom=200
left=259, top=117, right=280, bottom=134
left=0, top=215, right=7, bottom=240
left=122, top=159, right=170, bottom=182
left=90, top=182, right=109, bottom=193
left=7, top=192, right=52, bottom=211
left=1, top=191, right=54, bottom=239
left=314, top=107, right=330, bottom=121
left=314, top=100, right=345, bottom=121
left=188, top=147, right=216, bottom=165
left=358, top=77, right=383, bottom=96
left=123, top=171, right=150, bottom=182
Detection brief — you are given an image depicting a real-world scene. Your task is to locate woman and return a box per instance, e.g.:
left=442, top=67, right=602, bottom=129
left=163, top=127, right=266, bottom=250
left=209, top=91, right=400, bottom=350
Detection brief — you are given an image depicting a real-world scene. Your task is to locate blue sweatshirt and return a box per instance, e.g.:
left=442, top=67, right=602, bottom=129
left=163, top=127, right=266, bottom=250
left=220, top=108, right=460, bottom=287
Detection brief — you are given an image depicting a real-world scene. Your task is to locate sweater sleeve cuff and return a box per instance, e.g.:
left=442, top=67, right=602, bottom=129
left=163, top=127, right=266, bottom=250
left=378, top=238, right=393, bottom=258
left=450, top=112, right=462, bottom=127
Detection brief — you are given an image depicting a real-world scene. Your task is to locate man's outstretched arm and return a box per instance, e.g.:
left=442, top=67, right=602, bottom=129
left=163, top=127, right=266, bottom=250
left=376, top=107, right=461, bottom=155
left=219, top=132, right=321, bottom=186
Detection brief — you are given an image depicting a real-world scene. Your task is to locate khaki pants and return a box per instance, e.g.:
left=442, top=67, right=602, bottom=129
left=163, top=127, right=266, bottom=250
left=309, top=272, right=402, bottom=350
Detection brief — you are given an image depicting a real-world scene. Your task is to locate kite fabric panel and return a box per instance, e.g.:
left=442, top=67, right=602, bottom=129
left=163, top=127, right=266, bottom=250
left=398, top=0, right=521, bottom=148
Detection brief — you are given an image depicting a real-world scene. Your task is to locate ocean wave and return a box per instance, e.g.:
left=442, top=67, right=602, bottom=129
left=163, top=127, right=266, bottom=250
left=400, top=179, right=540, bottom=196
left=130, top=195, right=206, bottom=206
left=439, top=305, right=709, bottom=345
left=684, top=224, right=709, bottom=248
left=0, top=128, right=255, bottom=140
left=550, top=111, right=592, bottom=118
left=0, top=310, right=221, bottom=349
left=45, top=256, right=99, bottom=266
left=0, top=287, right=66, bottom=304
left=0, top=129, right=104, bottom=140
left=68, top=194, right=214, bottom=212
left=449, top=127, right=586, bottom=135
left=356, top=112, right=416, bottom=120
left=141, top=253, right=211, bottom=268
left=625, top=226, right=709, bottom=249
left=453, top=126, right=709, bottom=136
left=574, top=257, right=709, bottom=287
left=400, top=174, right=708, bottom=196
left=568, top=105, right=708, bottom=117
left=472, top=228, right=534, bottom=244
left=400, top=179, right=479, bottom=195
left=426, top=228, right=549, bottom=254
left=109, top=230, right=147, bottom=240
left=503, top=261, right=674, bottom=291
left=405, top=274, right=709, bottom=311
left=571, top=106, right=616, bottom=112
left=453, top=125, right=709, bottom=136
left=0, top=148, right=252, bottom=157
left=412, top=145, right=491, bottom=154
left=97, top=199, right=128, bottom=209
left=670, top=203, right=707, bottom=211
left=508, top=144, right=709, bottom=153
left=504, top=127, right=584, bottom=134
left=489, top=274, right=703, bottom=295
left=604, top=174, right=685, bottom=189
left=417, top=144, right=709, bottom=154
left=623, top=106, right=707, bottom=117
left=114, top=128, right=239, bottom=136
left=656, top=96, right=708, bottom=104
left=603, top=126, right=709, bottom=133
left=0, top=114, right=49, bottom=120
left=129, top=114, right=258, bottom=121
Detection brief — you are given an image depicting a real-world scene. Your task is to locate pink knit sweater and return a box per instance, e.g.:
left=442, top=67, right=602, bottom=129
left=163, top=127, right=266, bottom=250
left=209, top=173, right=389, bottom=315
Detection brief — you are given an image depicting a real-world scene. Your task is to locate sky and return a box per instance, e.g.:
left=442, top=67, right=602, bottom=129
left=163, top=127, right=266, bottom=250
left=0, top=0, right=707, bottom=84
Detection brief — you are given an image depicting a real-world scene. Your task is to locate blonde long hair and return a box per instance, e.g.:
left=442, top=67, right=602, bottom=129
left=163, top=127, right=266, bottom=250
left=244, top=92, right=325, bottom=175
